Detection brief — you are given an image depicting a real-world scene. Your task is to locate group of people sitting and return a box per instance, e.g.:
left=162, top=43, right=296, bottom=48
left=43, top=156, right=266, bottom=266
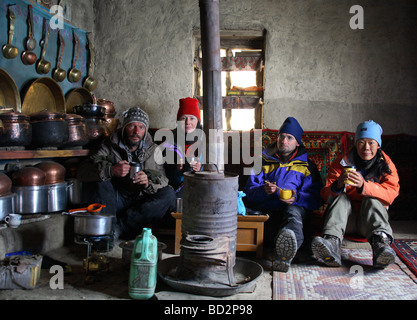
left=79, top=97, right=400, bottom=273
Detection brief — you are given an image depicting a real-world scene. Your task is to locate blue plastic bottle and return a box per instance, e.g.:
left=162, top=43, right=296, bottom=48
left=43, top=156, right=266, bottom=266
left=128, top=228, right=158, bottom=299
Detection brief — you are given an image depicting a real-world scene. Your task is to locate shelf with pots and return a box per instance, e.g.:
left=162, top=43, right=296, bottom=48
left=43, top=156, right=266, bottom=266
left=0, top=148, right=91, bottom=160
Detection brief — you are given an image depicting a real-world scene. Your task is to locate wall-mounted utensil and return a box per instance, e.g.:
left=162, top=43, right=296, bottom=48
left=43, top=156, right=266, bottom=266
left=83, top=33, right=98, bottom=91
left=2, top=7, right=18, bottom=59
left=68, top=31, right=81, bottom=83
left=26, top=5, right=36, bottom=51
left=53, top=31, right=66, bottom=82
left=36, top=18, right=51, bottom=74
left=22, top=5, right=37, bottom=65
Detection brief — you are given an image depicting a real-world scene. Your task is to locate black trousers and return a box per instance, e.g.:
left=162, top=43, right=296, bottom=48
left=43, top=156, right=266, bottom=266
left=83, top=180, right=176, bottom=239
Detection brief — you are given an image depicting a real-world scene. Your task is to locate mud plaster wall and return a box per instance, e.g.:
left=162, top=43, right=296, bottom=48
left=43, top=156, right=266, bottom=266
left=88, top=0, right=417, bottom=134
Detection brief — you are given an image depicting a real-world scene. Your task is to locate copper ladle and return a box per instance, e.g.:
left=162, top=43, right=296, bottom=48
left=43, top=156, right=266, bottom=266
left=68, top=32, right=81, bottom=83
left=83, top=33, right=98, bottom=91
left=2, top=7, right=18, bottom=59
left=53, top=31, right=66, bottom=82
left=36, top=18, right=51, bottom=74
left=26, top=5, right=36, bottom=50
left=22, top=5, right=37, bottom=65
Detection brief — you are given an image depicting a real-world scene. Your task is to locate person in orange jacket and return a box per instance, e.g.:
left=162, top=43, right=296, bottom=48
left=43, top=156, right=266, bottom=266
left=311, top=120, right=400, bottom=269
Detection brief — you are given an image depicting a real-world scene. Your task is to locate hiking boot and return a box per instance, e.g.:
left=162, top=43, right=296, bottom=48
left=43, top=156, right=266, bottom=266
left=370, top=231, right=396, bottom=269
left=273, top=229, right=297, bottom=272
left=311, top=235, right=342, bottom=267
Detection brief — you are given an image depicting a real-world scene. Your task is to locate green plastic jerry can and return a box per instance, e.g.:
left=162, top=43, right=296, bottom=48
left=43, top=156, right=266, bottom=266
left=128, top=228, right=158, bottom=299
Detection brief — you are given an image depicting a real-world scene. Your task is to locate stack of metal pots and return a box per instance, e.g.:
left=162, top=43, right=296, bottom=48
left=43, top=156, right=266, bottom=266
left=0, top=172, right=16, bottom=222
left=97, top=99, right=119, bottom=134
left=11, top=161, right=68, bottom=214
left=74, top=103, right=110, bottom=149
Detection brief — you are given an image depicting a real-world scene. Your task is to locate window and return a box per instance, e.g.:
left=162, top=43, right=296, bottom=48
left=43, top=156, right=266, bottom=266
left=193, top=30, right=266, bottom=131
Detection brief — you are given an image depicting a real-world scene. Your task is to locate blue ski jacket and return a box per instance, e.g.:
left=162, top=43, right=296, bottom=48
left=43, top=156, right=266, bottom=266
left=243, top=142, right=324, bottom=212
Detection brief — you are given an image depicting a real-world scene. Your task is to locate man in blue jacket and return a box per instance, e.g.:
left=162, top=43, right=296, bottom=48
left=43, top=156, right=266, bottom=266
left=244, top=117, right=323, bottom=272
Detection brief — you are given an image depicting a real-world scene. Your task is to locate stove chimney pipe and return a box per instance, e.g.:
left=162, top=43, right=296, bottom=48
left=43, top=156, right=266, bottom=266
left=199, top=0, right=224, bottom=173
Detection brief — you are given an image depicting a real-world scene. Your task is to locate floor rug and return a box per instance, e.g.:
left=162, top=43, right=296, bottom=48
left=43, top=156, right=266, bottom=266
left=273, top=248, right=417, bottom=300
left=392, top=239, right=417, bottom=278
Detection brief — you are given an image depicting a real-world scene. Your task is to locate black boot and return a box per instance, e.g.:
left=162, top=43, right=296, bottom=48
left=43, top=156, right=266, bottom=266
left=273, top=229, right=297, bottom=272
left=370, top=231, right=396, bottom=269
left=311, top=234, right=342, bottom=267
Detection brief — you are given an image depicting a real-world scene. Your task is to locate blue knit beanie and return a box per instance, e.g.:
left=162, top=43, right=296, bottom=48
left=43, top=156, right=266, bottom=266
left=355, top=120, right=383, bottom=146
left=279, top=117, right=303, bottom=144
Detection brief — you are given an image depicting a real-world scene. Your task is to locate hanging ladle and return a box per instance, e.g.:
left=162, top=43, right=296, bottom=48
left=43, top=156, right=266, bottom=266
left=2, top=7, right=18, bottom=59
left=53, top=31, right=66, bottom=82
left=26, top=5, right=36, bottom=51
left=36, top=18, right=51, bottom=74
left=83, top=33, right=98, bottom=91
left=68, top=31, right=81, bottom=83
left=22, top=5, right=37, bottom=65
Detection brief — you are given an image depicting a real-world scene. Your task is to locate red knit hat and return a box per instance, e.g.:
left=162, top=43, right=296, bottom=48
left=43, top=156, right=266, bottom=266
left=177, top=97, right=201, bottom=121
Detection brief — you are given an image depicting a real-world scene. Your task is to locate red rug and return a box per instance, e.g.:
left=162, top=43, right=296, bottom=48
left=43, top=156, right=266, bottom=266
left=392, top=239, right=417, bottom=278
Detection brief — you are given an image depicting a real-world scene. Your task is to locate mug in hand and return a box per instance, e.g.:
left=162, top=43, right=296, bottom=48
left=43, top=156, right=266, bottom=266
left=130, top=162, right=142, bottom=179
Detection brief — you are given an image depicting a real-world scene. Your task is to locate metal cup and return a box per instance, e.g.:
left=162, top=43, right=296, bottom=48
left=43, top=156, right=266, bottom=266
left=130, top=162, right=142, bottom=179
left=176, top=198, right=183, bottom=213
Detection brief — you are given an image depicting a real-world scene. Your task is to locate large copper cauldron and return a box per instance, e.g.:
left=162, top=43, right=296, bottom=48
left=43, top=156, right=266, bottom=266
left=34, top=161, right=66, bottom=185
left=11, top=167, right=46, bottom=186
left=0, top=172, right=12, bottom=196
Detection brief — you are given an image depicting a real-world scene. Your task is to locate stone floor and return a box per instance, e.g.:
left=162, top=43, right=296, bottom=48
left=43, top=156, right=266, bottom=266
left=0, top=219, right=416, bottom=302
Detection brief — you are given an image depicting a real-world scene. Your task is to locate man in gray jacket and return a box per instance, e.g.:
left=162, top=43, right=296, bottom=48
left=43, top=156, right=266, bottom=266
left=80, top=107, right=176, bottom=240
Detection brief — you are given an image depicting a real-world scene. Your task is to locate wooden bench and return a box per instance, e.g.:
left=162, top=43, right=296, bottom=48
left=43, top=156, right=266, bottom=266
left=171, top=212, right=269, bottom=258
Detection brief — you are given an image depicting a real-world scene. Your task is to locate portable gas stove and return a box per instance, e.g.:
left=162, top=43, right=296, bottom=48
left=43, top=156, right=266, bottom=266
left=74, top=234, right=111, bottom=279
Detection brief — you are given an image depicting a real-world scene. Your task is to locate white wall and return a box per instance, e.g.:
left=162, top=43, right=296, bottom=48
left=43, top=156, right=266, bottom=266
left=90, top=0, right=417, bottom=134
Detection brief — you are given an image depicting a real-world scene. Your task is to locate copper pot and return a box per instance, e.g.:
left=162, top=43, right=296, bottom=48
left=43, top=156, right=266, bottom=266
left=0, top=111, right=32, bottom=147
left=85, top=118, right=110, bottom=149
left=103, top=116, right=119, bottom=134
left=0, top=172, right=12, bottom=196
left=12, top=167, right=46, bottom=186
left=96, top=99, right=116, bottom=115
left=34, top=161, right=66, bottom=185
left=62, top=114, right=89, bottom=148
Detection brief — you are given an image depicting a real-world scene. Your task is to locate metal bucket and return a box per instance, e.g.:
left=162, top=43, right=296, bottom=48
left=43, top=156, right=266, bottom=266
left=12, top=185, right=49, bottom=214
left=47, top=182, right=68, bottom=212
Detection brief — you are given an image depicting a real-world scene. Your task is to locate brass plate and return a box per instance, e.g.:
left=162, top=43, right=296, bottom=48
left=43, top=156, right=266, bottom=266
left=22, top=77, right=66, bottom=114
left=0, top=68, right=21, bottom=112
left=66, top=87, right=94, bottom=113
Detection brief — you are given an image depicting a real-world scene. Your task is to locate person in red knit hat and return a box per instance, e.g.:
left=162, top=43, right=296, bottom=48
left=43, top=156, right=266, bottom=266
left=163, top=97, right=204, bottom=198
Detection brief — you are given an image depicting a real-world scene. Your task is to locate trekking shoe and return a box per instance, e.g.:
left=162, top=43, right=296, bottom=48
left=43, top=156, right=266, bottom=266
left=371, top=231, right=396, bottom=269
left=311, top=235, right=342, bottom=267
left=273, top=229, right=297, bottom=272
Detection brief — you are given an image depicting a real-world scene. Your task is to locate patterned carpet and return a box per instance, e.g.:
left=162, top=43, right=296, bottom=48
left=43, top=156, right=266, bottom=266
left=392, top=239, right=417, bottom=278
left=273, top=248, right=417, bottom=300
